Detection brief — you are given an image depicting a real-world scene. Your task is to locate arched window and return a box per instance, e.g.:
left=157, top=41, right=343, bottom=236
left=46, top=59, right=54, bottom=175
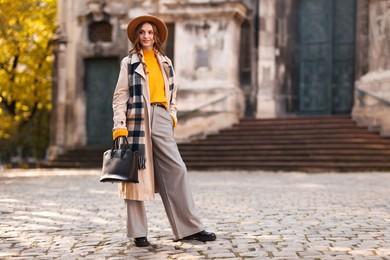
left=87, top=12, right=112, bottom=43
left=88, top=21, right=112, bottom=42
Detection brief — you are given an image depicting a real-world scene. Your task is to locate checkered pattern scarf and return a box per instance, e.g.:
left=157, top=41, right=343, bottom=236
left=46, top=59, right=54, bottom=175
left=126, top=58, right=146, bottom=169
left=125, top=53, right=175, bottom=170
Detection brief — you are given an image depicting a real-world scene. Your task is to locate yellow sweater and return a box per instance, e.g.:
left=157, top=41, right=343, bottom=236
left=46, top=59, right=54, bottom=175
left=143, top=49, right=167, bottom=108
left=112, top=51, right=175, bottom=139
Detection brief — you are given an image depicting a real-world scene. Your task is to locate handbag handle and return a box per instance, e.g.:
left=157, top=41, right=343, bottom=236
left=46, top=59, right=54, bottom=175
left=111, top=136, right=129, bottom=159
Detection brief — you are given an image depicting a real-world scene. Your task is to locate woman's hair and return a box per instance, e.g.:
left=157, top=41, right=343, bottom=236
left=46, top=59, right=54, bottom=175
left=129, top=21, right=165, bottom=55
left=129, top=21, right=165, bottom=74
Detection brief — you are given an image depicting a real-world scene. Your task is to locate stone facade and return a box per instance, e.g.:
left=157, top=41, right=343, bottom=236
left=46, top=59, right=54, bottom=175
left=49, top=0, right=130, bottom=158
left=158, top=1, right=249, bottom=141
left=352, top=0, right=390, bottom=137
left=49, top=0, right=251, bottom=158
left=273, top=0, right=359, bottom=116
left=49, top=0, right=390, bottom=157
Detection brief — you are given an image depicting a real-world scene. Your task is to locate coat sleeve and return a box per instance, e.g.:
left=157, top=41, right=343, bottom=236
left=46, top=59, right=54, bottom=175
left=112, top=58, right=129, bottom=130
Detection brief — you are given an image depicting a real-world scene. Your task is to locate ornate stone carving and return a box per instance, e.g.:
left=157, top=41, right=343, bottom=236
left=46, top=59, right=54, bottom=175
left=87, top=1, right=106, bottom=22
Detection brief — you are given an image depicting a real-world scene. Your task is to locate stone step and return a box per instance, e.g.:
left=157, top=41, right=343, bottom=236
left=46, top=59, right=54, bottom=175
left=217, top=128, right=374, bottom=135
left=183, top=161, right=390, bottom=171
left=179, top=143, right=390, bottom=150
left=202, top=133, right=383, bottom=141
left=179, top=149, right=390, bottom=156
left=189, top=138, right=390, bottom=145
left=44, top=116, right=390, bottom=171
left=181, top=154, right=390, bottom=160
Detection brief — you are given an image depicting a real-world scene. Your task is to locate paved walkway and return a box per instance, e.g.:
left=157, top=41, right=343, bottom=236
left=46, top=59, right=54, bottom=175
left=0, top=169, right=389, bottom=259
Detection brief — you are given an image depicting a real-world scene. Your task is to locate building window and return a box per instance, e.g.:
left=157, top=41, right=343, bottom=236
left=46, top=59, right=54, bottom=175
left=239, top=20, right=251, bottom=85
left=86, top=7, right=112, bottom=43
left=88, top=21, right=112, bottom=42
left=196, top=49, right=209, bottom=68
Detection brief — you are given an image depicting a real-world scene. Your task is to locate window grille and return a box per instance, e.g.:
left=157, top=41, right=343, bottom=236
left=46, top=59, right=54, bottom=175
left=88, top=21, right=112, bottom=43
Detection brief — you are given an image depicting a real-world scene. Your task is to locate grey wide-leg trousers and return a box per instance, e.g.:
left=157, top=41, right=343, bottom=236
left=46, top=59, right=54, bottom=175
left=125, top=105, right=204, bottom=240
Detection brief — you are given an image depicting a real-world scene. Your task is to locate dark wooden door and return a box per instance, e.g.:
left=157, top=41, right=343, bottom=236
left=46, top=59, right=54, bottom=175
left=85, top=58, right=119, bottom=146
left=298, top=0, right=333, bottom=115
left=332, top=0, right=356, bottom=114
left=298, top=0, right=356, bottom=115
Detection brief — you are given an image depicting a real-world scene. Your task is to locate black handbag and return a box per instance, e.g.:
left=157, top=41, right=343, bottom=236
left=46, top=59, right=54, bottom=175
left=100, top=137, right=139, bottom=183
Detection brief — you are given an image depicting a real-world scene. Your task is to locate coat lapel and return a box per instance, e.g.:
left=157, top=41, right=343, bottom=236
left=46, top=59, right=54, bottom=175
left=157, top=54, right=170, bottom=106
left=130, top=52, right=150, bottom=103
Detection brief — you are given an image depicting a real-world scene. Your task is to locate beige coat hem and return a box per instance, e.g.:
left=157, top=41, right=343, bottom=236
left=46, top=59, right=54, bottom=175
left=118, top=187, right=155, bottom=201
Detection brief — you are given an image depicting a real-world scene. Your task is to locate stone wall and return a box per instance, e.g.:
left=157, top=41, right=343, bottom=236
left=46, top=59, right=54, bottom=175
left=49, top=0, right=249, bottom=156
left=160, top=1, right=247, bottom=141
left=367, top=0, right=390, bottom=71
left=49, top=0, right=131, bottom=159
left=274, top=0, right=298, bottom=116
left=352, top=0, right=390, bottom=137
left=355, top=0, right=370, bottom=79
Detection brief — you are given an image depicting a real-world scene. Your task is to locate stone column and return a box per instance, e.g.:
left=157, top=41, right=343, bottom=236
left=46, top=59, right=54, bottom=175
left=274, top=0, right=298, bottom=116
left=256, top=0, right=277, bottom=118
left=47, top=0, right=70, bottom=160
left=355, top=0, right=370, bottom=79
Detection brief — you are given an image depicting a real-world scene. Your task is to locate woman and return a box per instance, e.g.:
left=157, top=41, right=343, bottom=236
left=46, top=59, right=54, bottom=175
left=111, top=14, right=216, bottom=247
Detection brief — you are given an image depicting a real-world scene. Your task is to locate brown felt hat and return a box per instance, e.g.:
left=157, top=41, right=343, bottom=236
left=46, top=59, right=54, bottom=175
left=127, top=14, right=168, bottom=44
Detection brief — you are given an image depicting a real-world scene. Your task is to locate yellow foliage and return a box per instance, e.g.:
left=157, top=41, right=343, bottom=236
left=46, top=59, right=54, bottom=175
left=0, top=0, right=57, bottom=138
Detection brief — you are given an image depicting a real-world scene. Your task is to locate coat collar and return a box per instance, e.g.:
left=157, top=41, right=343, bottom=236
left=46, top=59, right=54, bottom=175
left=129, top=52, right=145, bottom=79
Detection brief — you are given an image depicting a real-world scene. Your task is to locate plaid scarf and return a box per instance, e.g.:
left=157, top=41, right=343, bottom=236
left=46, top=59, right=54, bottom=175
left=125, top=53, right=175, bottom=170
left=126, top=57, right=146, bottom=169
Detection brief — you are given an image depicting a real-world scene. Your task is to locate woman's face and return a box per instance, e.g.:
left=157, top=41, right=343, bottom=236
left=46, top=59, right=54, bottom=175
left=138, top=22, right=155, bottom=50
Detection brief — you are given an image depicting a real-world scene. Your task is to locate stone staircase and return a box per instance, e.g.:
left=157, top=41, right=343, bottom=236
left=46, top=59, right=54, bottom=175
left=44, top=115, right=390, bottom=171
left=179, top=115, right=390, bottom=171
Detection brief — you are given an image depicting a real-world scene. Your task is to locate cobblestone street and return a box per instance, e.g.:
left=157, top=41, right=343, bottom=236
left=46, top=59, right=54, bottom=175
left=0, top=169, right=389, bottom=259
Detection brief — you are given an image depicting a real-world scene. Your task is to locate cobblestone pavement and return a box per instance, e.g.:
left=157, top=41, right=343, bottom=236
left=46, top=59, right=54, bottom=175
left=0, top=169, right=389, bottom=259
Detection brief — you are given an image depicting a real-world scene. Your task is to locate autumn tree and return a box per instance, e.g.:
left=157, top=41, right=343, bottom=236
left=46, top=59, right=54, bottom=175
left=0, top=0, right=56, bottom=164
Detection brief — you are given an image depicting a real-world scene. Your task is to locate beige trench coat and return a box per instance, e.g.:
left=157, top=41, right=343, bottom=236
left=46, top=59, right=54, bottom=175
left=112, top=51, right=177, bottom=201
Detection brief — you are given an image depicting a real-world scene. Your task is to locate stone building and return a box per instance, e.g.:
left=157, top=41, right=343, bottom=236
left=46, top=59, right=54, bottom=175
left=352, top=0, right=390, bottom=136
left=48, top=0, right=390, bottom=159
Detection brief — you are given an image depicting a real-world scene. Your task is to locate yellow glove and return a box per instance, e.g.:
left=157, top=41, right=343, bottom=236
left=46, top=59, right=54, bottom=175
left=112, top=128, right=128, bottom=140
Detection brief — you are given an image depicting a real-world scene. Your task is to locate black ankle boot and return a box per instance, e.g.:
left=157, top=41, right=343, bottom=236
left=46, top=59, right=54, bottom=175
left=134, top=237, right=150, bottom=247
left=183, top=230, right=217, bottom=242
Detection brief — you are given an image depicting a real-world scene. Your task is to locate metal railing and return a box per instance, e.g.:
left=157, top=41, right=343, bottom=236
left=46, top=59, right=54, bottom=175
left=177, top=90, right=238, bottom=120
left=355, top=88, right=390, bottom=107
